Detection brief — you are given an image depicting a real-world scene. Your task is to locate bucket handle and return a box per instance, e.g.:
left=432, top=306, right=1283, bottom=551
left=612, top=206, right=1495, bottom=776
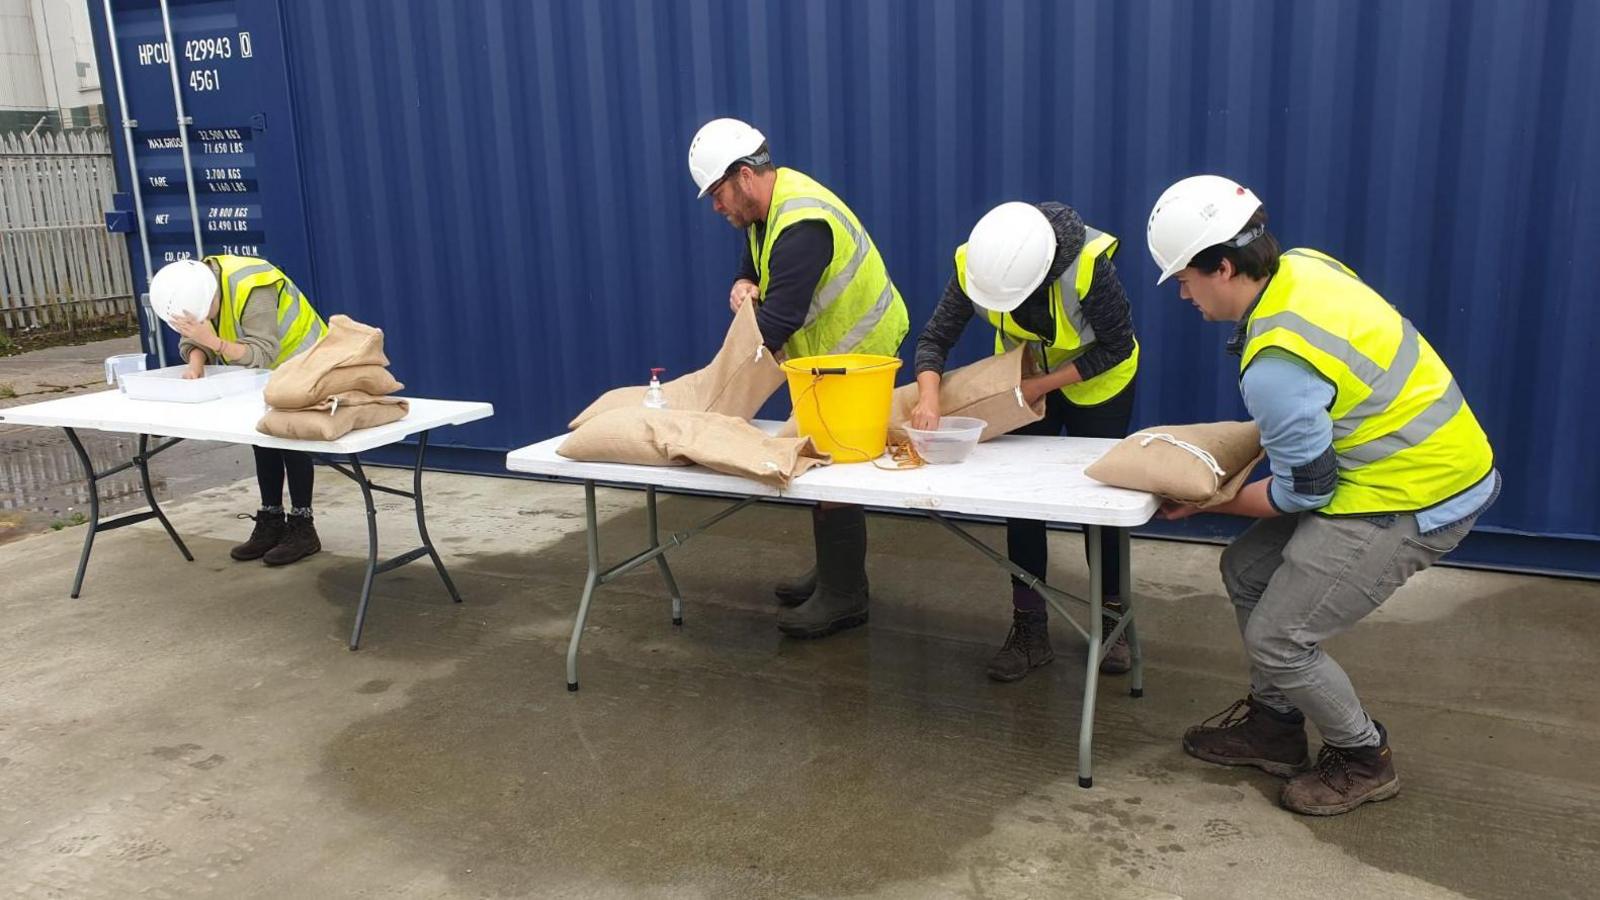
left=808, top=367, right=848, bottom=376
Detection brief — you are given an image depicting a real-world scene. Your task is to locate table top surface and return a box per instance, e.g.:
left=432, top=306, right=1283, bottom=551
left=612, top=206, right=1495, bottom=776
left=507, top=420, right=1157, bottom=527
left=0, top=389, right=494, bottom=454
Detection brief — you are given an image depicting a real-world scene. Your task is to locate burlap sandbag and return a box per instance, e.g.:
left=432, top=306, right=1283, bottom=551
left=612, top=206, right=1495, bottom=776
left=888, top=343, right=1044, bottom=442
left=1084, top=421, right=1265, bottom=507
left=568, top=301, right=784, bottom=428
left=778, top=343, right=1044, bottom=441
left=257, top=393, right=409, bottom=441
left=264, top=315, right=399, bottom=409
left=558, top=407, right=831, bottom=487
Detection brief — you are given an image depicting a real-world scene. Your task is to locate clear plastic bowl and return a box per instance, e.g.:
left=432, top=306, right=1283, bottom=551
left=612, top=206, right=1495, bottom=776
left=905, top=415, right=986, bottom=464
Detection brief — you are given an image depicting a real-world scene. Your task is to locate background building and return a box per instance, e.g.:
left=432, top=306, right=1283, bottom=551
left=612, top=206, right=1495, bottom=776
left=1, top=0, right=104, bottom=133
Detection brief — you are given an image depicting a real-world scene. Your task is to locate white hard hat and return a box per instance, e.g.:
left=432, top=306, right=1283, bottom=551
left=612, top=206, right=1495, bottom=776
left=688, top=117, right=767, bottom=198
left=148, top=259, right=218, bottom=325
left=1146, top=175, right=1263, bottom=284
left=964, top=202, right=1056, bottom=313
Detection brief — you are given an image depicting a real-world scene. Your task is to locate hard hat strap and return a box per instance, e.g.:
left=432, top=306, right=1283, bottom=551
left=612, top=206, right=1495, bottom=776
left=1225, top=223, right=1265, bottom=249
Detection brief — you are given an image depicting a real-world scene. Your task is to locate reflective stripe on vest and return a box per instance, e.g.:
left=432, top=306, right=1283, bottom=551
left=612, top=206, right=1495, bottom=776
left=747, top=168, right=908, bottom=359
left=954, top=225, right=1138, bottom=406
left=1240, top=249, right=1494, bottom=514
left=209, top=255, right=327, bottom=369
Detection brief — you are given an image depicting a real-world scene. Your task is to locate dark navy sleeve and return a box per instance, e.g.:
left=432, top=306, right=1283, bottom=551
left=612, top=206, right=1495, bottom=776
left=914, top=272, right=977, bottom=375
left=754, top=220, right=832, bottom=352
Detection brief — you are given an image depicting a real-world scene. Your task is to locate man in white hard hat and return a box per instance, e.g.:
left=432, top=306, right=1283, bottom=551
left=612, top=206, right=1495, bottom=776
left=688, top=117, right=910, bottom=639
left=150, top=256, right=328, bottom=567
left=910, top=201, right=1139, bottom=683
left=1146, top=175, right=1499, bottom=816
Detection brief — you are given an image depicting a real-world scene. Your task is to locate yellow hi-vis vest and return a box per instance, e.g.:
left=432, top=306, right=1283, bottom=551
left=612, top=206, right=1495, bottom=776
left=207, top=255, right=326, bottom=369
left=954, top=226, right=1139, bottom=406
left=747, top=167, right=909, bottom=359
left=1239, top=248, right=1494, bottom=515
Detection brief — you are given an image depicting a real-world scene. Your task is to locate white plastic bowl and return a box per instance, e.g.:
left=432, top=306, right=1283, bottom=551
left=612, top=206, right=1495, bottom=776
left=905, top=415, right=986, bottom=464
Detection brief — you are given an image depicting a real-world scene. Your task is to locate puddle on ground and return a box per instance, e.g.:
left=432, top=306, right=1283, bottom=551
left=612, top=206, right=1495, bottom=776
left=0, top=429, right=253, bottom=543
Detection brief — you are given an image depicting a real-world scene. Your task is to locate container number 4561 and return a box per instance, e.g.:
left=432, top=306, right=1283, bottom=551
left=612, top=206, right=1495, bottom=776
left=188, top=68, right=220, bottom=92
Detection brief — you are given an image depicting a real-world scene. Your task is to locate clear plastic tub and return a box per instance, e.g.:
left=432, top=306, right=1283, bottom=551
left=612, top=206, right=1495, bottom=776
left=119, top=364, right=270, bottom=403
left=103, top=352, right=147, bottom=386
left=905, top=415, right=987, bottom=464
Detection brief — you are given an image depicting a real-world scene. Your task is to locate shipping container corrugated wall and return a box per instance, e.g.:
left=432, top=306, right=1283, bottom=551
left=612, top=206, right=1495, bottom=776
left=88, top=0, right=1600, bottom=576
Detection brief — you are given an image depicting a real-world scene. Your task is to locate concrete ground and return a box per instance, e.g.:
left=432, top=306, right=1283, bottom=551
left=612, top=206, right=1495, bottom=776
left=1, top=454, right=1596, bottom=898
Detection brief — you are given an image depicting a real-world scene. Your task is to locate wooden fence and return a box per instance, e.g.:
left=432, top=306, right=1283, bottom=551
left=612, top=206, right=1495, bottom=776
left=0, top=130, right=135, bottom=335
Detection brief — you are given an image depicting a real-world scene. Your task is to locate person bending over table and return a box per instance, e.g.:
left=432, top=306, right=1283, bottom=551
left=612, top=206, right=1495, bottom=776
left=911, top=201, right=1140, bottom=684
left=150, top=256, right=329, bottom=567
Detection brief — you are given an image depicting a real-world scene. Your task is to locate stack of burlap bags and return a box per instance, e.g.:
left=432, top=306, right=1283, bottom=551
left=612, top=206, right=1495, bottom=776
left=1085, top=422, right=1264, bottom=508
left=257, top=314, right=409, bottom=441
left=560, top=304, right=1060, bottom=484
left=560, top=303, right=821, bottom=487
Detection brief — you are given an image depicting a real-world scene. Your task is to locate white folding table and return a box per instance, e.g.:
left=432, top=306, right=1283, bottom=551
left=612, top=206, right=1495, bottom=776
left=0, top=389, right=493, bottom=649
left=506, top=422, right=1158, bottom=787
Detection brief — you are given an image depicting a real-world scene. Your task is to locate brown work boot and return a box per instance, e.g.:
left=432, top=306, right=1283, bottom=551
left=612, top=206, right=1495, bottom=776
left=1183, top=696, right=1310, bottom=777
left=230, top=508, right=286, bottom=561
left=773, top=566, right=816, bottom=608
left=1099, top=601, right=1131, bottom=675
left=1281, top=722, right=1400, bottom=816
left=262, top=512, right=322, bottom=567
left=986, top=609, right=1054, bottom=682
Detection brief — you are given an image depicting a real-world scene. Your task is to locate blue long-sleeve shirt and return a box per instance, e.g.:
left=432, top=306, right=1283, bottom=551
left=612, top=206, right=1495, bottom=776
left=1239, top=353, right=1498, bottom=531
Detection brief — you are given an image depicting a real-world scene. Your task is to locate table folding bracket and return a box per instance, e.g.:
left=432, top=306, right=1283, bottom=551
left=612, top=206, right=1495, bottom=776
left=565, top=481, right=759, bottom=691
left=925, top=512, right=1142, bottom=787
left=560, top=481, right=1144, bottom=788
left=322, top=429, right=463, bottom=650
left=63, top=428, right=193, bottom=598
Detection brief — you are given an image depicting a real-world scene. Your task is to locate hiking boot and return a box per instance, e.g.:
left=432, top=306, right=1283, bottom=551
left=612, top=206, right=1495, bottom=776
left=986, top=609, right=1054, bottom=682
left=773, top=566, right=816, bottom=608
left=1183, top=696, right=1310, bottom=777
left=263, top=512, right=322, bottom=567
left=1099, top=601, right=1131, bottom=676
left=230, top=509, right=286, bottom=561
left=1281, top=722, right=1400, bottom=816
left=777, top=506, right=868, bottom=639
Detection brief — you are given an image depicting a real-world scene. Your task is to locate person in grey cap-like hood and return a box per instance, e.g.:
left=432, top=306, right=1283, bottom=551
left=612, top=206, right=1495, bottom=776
left=912, top=201, right=1140, bottom=684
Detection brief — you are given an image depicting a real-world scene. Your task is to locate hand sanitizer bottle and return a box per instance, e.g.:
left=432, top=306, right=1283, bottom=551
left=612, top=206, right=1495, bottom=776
left=643, top=368, right=668, bottom=409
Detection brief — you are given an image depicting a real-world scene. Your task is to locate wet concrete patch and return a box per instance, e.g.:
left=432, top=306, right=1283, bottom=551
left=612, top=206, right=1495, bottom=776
left=309, top=496, right=1600, bottom=898
left=318, top=599, right=1110, bottom=896
left=1283, top=586, right=1600, bottom=899
left=4, top=471, right=1597, bottom=898
left=0, top=425, right=253, bottom=544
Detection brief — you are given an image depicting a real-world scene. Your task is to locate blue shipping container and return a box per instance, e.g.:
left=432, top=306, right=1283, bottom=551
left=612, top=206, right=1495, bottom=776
left=88, top=0, right=1600, bottom=577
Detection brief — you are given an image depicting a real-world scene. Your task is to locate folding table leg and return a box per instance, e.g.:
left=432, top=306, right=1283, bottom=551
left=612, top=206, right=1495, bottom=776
left=1119, top=527, right=1143, bottom=699
left=411, top=432, right=462, bottom=604
left=647, top=486, right=686, bottom=626
left=1078, top=524, right=1105, bottom=789
left=64, top=428, right=100, bottom=599
left=136, top=434, right=193, bottom=563
left=566, top=480, right=602, bottom=691
left=348, top=454, right=381, bottom=650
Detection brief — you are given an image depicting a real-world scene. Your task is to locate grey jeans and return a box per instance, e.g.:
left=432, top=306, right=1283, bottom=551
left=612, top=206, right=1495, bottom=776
left=1219, top=510, right=1478, bottom=747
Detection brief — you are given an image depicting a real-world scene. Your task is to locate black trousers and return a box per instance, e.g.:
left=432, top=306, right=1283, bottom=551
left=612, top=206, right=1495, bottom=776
left=1007, top=380, right=1136, bottom=603
left=254, top=445, right=315, bottom=509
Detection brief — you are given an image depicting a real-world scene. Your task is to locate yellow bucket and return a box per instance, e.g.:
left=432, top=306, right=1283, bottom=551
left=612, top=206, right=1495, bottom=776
left=781, top=353, right=903, bottom=463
